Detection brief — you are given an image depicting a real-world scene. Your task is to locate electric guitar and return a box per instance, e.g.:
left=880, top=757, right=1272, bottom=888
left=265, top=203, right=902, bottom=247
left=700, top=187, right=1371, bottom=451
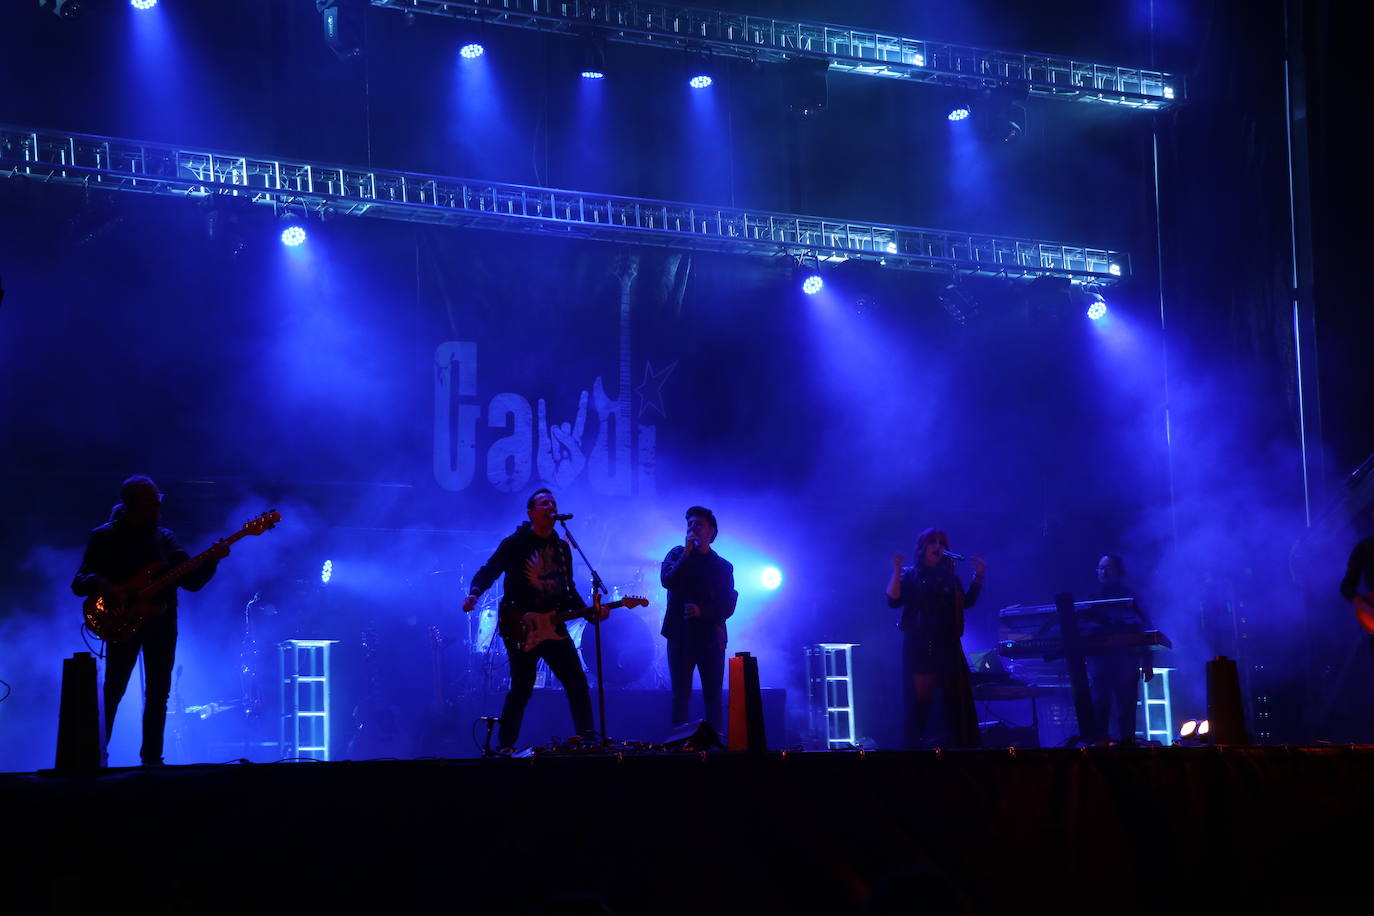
left=1356, top=593, right=1374, bottom=635
left=503, top=596, right=649, bottom=654
left=82, top=510, right=282, bottom=643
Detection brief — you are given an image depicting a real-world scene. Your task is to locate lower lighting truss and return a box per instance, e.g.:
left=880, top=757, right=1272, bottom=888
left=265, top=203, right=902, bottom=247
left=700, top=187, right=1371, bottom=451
left=374, top=0, right=1182, bottom=110
left=0, top=125, right=1128, bottom=282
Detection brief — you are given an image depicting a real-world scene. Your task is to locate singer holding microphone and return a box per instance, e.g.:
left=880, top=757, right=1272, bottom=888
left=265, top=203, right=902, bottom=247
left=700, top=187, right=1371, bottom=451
left=886, top=528, right=986, bottom=749
left=463, top=488, right=605, bottom=753
left=660, top=506, right=738, bottom=733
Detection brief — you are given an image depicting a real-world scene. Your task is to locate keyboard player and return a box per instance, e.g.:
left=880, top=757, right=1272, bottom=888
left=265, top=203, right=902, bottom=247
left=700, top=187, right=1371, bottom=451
left=1088, top=554, right=1155, bottom=743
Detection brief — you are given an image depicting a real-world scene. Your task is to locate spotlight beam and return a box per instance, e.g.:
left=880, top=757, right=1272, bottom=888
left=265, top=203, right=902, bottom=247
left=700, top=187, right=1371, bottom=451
left=371, top=0, right=1183, bottom=109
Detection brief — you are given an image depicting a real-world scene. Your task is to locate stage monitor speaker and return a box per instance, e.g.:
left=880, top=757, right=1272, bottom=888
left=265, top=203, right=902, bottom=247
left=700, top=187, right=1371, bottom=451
left=727, top=652, right=766, bottom=752
left=55, top=651, right=105, bottom=771
left=661, top=719, right=723, bottom=752
left=1207, top=655, right=1250, bottom=745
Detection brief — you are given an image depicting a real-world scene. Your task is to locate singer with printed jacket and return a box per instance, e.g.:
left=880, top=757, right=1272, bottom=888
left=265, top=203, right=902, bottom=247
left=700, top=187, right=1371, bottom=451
left=464, top=488, right=606, bottom=752
left=886, top=527, right=986, bottom=749
left=660, top=505, right=738, bottom=733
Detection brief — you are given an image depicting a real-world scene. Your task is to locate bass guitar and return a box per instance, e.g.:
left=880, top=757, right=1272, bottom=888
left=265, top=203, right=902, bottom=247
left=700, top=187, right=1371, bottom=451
left=1356, top=593, right=1374, bottom=635
left=503, top=596, right=649, bottom=654
left=83, top=510, right=282, bottom=643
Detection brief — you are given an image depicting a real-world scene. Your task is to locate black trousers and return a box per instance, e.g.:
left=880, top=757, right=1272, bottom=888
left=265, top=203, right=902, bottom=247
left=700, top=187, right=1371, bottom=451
left=666, top=637, right=725, bottom=732
left=1087, top=656, right=1141, bottom=741
left=104, top=611, right=176, bottom=764
left=500, top=635, right=595, bottom=749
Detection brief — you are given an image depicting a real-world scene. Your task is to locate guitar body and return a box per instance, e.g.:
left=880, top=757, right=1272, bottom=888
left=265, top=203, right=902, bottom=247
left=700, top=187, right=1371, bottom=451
left=83, top=561, right=173, bottom=644
left=1357, top=592, right=1374, bottom=636
left=79, top=510, right=281, bottom=644
left=504, top=597, right=651, bottom=654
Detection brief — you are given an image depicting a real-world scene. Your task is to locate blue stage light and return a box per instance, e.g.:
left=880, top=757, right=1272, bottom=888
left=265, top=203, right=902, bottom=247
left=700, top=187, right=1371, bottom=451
left=321, top=560, right=333, bottom=585
left=689, top=74, right=713, bottom=89
left=1087, top=295, right=1108, bottom=320
left=280, top=225, right=307, bottom=247
left=948, top=107, right=971, bottom=122
left=1163, top=86, right=1176, bottom=100
left=581, top=70, right=605, bottom=80
left=460, top=43, right=485, bottom=60
left=885, top=241, right=898, bottom=254
left=760, top=567, right=783, bottom=590
left=131, top=0, right=158, bottom=8
left=1109, top=263, right=1122, bottom=277
left=913, top=52, right=926, bottom=67
left=801, top=274, right=824, bottom=295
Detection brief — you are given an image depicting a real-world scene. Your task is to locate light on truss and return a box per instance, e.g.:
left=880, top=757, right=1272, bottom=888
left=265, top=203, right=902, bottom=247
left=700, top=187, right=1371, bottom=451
left=760, top=567, right=783, bottom=590
left=459, top=43, right=485, bottom=60
left=131, top=0, right=158, bottom=9
left=280, top=225, right=307, bottom=247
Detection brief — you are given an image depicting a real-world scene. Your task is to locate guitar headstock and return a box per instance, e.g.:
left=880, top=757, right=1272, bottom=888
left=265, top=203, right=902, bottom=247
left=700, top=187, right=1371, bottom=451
left=621, top=596, right=649, bottom=609
left=243, top=509, right=282, bottom=536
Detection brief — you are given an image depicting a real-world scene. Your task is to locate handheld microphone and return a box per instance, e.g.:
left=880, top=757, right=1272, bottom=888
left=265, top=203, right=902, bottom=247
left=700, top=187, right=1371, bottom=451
left=550, top=513, right=574, bottom=522
left=940, top=549, right=968, bottom=562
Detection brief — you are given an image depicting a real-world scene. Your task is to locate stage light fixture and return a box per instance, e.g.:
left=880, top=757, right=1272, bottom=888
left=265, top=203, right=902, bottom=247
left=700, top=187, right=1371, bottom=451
left=760, top=567, right=783, bottom=590
left=578, top=32, right=607, bottom=80
left=1179, top=719, right=1198, bottom=738
left=317, top=0, right=365, bottom=61
left=280, top=225, right=307, bottom=247
left=938, top=279, right=981, bottom=325
left=1197, top=719, right=1210, bottom=737
left=970, top=85, right=1028, bottom=143
left=39, top=0, right=81, bottom=18
left=1086, top=295, right=1108, bottom=321
left=459, top=43, right=485, bottom=59
left=686, top=49, right=716, bottom=89
left=690, top=74, right=713, bottom=89
left=913, top=53, right=926, bottom=67
left=783, top=57, right=829, bottom=115
left=1163, top=86, right=1176, bottom=100
left=947, top=107, right=971, bottom=122
left=1109, top=263, right=1123, bottom=277
left=321, top=560, right=333, bottom=584
left=802, top=273, right=824, bottom=295
left=885, top=241, right=899, bottom=254
left=131, top=0, right=158, bottom=9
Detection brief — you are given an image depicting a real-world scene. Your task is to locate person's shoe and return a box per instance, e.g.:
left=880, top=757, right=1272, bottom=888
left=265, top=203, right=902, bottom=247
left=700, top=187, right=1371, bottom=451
left=140, top=758, right=165, bottom=768
left=497, top=746, right=515, bottom=757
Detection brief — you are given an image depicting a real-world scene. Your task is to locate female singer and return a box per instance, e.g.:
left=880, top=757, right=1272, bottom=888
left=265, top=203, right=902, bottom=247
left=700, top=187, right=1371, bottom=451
left=886, top=528, right=987, bottom=749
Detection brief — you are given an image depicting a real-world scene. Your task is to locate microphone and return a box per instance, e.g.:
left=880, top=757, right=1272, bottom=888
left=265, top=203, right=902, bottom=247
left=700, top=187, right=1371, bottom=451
left=551, top=513, right=574, bottom=522
left=940, top=549, right=968, bottom=562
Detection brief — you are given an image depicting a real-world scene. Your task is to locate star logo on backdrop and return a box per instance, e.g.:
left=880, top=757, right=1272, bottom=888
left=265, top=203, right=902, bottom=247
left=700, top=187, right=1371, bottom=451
left=636, top=360, right=678, bottom=419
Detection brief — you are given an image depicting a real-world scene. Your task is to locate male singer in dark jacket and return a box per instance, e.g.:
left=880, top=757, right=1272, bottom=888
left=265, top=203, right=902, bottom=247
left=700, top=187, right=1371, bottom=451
left=465, top=488, right=605, bottom=752
left=660, top=505, right=738, bottom=732
left=71, top=475, right=226, bottom=766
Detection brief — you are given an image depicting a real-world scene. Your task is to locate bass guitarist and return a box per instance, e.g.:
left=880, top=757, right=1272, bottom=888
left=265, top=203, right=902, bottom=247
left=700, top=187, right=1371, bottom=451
left=463, top=488, right=606, bottom=753
left=71, top=476, right=228, bottom=766
left=1340, top=521, right=1374, bottom=735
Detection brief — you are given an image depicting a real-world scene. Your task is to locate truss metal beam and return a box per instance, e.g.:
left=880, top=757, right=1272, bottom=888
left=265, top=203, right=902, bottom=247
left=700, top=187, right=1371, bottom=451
left=374, top=0, right=1182, bottom=109
left=0, top=125, right=1129, bottom=282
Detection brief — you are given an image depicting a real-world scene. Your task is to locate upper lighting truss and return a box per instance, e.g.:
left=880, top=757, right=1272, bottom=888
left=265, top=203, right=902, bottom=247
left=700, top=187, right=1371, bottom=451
left=373, top=0, right=1183, bottom=109
left=0, top=126, right=1128, bottom=282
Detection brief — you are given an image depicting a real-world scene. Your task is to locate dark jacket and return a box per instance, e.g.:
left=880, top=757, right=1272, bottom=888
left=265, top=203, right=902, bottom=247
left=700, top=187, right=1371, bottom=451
left=71, top=518, right=217, bottom=615
left=660, top=546, right=738, bottom=646
left=469, top=522, right=586, bottom=639
left=887, top=562, right=981, bottom=645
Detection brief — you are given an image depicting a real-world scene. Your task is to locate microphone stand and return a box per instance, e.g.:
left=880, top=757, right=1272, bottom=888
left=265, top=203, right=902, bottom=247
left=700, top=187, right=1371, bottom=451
left=559, top=518, right=609, bottom=747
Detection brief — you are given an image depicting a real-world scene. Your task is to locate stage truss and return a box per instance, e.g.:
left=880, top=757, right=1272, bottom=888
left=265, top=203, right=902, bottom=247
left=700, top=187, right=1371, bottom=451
left=374, top=0, right=1183, bottom=110
left=0, top=125, right=1128, bottom=282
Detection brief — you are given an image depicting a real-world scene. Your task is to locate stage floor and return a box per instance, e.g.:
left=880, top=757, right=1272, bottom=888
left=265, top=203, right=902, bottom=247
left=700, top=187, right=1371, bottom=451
left=6, top=745, right=1372, bottom=915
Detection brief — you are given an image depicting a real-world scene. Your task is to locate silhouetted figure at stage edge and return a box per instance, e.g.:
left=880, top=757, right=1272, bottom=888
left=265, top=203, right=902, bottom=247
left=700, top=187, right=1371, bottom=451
left=464, top=488, right=606, bottom=752
left=886, top=528, right=985, bottom=749
left=660, top=505, right=737, bottom=733
left=71, top=475, right=226, bottom=766
left=1339, top=526, right=1374, bottom=734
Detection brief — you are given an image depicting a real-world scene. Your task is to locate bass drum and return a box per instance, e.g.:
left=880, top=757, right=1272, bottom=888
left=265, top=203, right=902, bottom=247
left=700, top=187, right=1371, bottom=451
left=577, top=609, right=655, bottom=690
